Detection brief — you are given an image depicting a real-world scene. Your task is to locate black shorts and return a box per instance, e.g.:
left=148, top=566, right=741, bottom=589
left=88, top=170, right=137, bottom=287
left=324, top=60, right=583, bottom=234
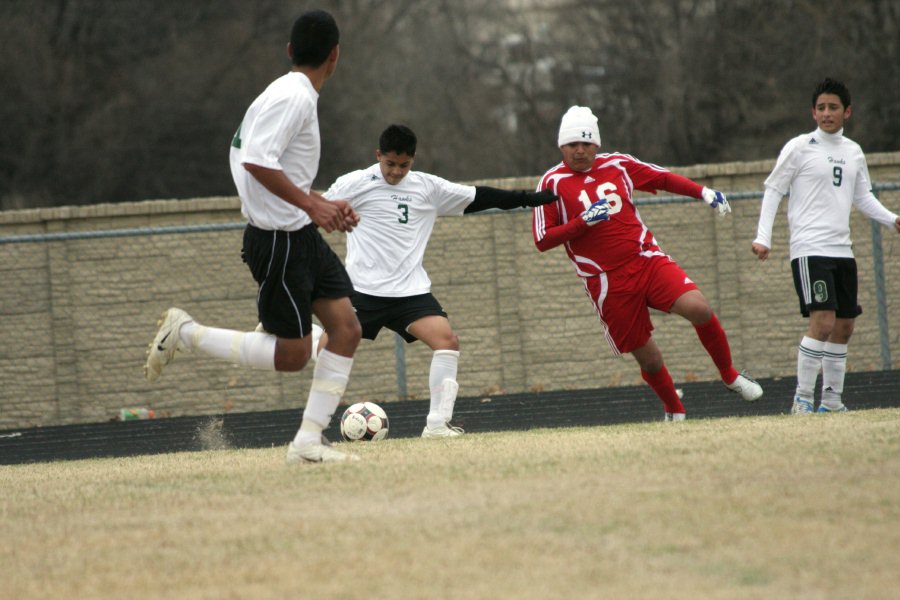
left=791, top=256, right=862, bottom=319
left=242, top=224, right=354, bottom=339
left=352, top=292, right=447, bottom=343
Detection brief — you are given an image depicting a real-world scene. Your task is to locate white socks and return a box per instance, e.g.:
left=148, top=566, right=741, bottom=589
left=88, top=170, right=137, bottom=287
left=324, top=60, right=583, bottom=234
left=310, top=323, right=324, bottom=362
left=179, top=322, right=276, bottom=370
left=796, top=336, right=824, bottom=400
left=821, top=342, right=848, bottom=408
left=796, top=337, right=850, bottom=408
left=426, top=350, right=460, bottom=429
left=294, top=350, right=353, bottom=446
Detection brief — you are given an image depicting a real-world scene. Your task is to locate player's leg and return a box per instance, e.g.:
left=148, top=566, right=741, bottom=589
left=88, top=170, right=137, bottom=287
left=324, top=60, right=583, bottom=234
left=794, top=309, right=833, bottom=413
left=284, top=227, right=360, bottom=463
left=315, top=290, right=398, bottom=361
left=791, top=257, right=841, bottom=414
left=260, top=320, right=325, bottom=363
left=818, top=258, right=860, bottom=412
left=144, top=307, right=281, bottom=381
left=588, top=269, right=685, bottom=419
left=670, top=289, right=736, bottom=382
left=407, top=314, right=464, bottom=437
left=819, top=318, right=853, bottom=412
left=654, top=261, right=761, bottom=401
left=631, top=339, right=686, bottom=420
left=292, top=295, right=360, bottom=439
left=144, top=224, right=306, bottom=381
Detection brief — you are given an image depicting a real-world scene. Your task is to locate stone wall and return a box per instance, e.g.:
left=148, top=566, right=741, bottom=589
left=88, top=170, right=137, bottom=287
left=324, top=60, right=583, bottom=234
left=2, top=154, right=899, bottom=429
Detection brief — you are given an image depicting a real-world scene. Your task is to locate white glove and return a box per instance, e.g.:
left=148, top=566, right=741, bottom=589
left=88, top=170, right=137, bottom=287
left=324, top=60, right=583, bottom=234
left=581, top=198, right=610, bottom=226
left=701, top=187, right=731, bottom=217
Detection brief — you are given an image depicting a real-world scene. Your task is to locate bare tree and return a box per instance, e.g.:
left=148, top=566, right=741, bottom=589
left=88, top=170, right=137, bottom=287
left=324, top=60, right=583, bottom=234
left=1, top=0, right=897, bottom=209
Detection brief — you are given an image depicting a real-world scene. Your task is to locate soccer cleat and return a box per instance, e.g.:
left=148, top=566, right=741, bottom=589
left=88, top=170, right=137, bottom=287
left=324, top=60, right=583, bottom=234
left=791, top=396, right=815, bottom=414
left=421, top=423, right=465, bottom=438
left=664, top=412, right=686, bottom=422
left=144, top=308, right=193, bottom=382
left=816, top=403, right=848, bottom=413
left=725, top=372, right=763, bottom=401
left=285, top=439, right=359, bottom=463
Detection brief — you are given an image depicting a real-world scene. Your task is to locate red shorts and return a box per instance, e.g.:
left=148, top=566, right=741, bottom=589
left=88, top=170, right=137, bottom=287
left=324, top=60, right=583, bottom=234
left=583, top=255, right=698, bottom=355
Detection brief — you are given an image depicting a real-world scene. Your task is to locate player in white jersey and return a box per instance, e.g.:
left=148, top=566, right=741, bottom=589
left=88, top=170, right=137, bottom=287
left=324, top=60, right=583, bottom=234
left=144, top=11, right=364, bottom=463
left=753, top=78, right=900, bottom=414
left=318, top=124, right=556, bottom=437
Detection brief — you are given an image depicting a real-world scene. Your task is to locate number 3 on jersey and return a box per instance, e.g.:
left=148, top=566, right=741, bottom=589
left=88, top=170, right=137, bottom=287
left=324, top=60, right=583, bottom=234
left=578, top=182, right=623, bottom=215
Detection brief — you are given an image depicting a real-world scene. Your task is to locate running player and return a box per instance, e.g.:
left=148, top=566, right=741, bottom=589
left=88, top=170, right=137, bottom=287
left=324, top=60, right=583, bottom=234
left=533, top=105, right=763, bottom=420
left=752, top=78, right=900, bottom=414
left=144, top=10, right=363, bottom=463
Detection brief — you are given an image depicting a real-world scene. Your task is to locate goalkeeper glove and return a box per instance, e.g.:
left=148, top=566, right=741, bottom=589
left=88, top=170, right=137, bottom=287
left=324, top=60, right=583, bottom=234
left=581, top=198, right=610, bottom=225
left=701, top=187, right=731, bottom=217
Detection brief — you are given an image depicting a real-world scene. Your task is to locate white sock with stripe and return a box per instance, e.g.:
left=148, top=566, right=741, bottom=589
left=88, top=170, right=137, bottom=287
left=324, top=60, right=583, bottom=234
left=821, top=342, right=848, bottom=408
left=796, top=336, right=824, bottom=400
left=310, top=323, right=324, bottom=362
left=426, top=350, right=460, bottom=429
left=179, top=322, right=275, bottom=370
left=294, top=350, right=353, bottom=446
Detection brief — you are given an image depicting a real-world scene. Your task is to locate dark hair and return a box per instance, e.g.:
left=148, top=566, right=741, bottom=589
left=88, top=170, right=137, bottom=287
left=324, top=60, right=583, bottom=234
left=812, top=78, right=851, bottom=108
left=379, top=124, right=417, bottom=156
left=290, top=10, right=339, bottom=67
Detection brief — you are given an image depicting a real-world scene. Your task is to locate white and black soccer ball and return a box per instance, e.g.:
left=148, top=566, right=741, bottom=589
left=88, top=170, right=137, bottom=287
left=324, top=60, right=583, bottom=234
left=340, top=402, right=389, bottom=442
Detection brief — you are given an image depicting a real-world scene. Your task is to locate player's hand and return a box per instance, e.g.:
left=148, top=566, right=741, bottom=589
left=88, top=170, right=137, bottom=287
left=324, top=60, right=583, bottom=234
left=307, top=197, right=348, bottom=233
left=581, top=198, right=610, bottom=226
left=701, top=187, right=731, bottom=217
left=894, top=216, right=900, bottom=233
left=523, top=189, right=558, bottom=207
left=751, top=242, right=769, bottom=261
left=334, top=200, right=360, bottom=232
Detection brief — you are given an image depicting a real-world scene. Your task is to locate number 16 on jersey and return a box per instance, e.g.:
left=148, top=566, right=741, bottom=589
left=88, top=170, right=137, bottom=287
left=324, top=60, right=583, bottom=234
left=578, top=182, right=623, bottom=215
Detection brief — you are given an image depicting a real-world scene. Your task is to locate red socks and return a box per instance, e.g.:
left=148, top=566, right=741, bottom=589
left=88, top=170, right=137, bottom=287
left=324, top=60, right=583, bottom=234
left=641, top=366, right=684, bottom=414
left=693, top=314, right=739, bottom=384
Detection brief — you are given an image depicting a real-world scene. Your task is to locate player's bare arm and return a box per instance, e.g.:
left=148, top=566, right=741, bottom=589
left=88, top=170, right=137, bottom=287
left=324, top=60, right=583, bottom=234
left=243, top=163, right=351, bottom=233
left=751, top=242, right=770, bottom=261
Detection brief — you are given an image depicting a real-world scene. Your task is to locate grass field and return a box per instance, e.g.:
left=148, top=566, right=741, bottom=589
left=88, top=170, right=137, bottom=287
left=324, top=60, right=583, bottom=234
left=3, top=409, right=899, bottom=599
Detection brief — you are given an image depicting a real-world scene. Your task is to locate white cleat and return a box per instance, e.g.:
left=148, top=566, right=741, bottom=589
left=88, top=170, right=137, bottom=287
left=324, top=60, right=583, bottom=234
left=725, top=372, right=763, bottom=401
left=791, top=396, right=815, bottom=414
left=285, top=440, right=359, bottom=463
left=664, top=389, right=686, bottom=421
left=144, top=308, right=193, bottom=382
left=421, top=423, right=464, bottom=439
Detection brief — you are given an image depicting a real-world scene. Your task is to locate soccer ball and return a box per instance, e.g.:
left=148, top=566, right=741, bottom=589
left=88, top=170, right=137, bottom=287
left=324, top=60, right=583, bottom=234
left=340, top=402, right=389, bottom=442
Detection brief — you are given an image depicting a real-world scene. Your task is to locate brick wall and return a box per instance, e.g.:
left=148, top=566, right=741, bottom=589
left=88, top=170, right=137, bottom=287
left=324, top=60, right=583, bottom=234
left=2, top=154, right=899, bottom=429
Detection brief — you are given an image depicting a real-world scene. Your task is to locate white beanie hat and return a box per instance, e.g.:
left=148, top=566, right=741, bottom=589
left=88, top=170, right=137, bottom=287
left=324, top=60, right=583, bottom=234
left=557, top=105, right=601, bottom=147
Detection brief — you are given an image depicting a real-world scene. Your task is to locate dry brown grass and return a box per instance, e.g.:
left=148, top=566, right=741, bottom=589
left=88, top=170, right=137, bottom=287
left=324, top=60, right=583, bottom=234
left=2, top=409, right=900, bottom=599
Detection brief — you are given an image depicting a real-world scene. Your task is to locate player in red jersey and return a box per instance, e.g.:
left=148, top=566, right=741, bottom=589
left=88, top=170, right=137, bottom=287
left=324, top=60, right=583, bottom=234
left=533, top=106, right=763, bottom=419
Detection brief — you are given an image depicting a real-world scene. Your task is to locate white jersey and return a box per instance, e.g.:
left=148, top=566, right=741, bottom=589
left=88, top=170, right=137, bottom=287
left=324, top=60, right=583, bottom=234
left=229, top=72, right=320, bottom=231
left=755, top=127, right=898, bottom=259
left=324, top=164, right=476, bottom=296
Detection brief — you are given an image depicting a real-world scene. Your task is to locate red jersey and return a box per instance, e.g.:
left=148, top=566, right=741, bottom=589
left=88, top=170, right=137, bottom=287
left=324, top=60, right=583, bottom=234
left=533, top=153, right=704, bottom=276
